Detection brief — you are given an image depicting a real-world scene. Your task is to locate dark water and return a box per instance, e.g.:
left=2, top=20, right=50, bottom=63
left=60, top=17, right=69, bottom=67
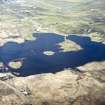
left=0, top=33, right=105, bottom=76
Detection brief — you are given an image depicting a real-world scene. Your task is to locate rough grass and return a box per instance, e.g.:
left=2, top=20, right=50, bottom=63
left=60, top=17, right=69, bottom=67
left=0, top=0, right=105, bottom=40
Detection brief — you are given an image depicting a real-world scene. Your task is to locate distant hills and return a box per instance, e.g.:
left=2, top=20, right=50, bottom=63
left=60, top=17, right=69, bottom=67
left=0, top=0, right=16, bottom=3
left=0, top=0, right=105, bottom=37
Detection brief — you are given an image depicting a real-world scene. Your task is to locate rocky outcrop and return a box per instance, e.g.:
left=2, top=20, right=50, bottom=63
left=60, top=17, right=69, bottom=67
left=0, top=61, right=105, bottom=105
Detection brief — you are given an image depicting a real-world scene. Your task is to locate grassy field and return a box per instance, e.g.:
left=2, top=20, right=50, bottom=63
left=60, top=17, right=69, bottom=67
left=0, top=0, right=105, bottom=41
